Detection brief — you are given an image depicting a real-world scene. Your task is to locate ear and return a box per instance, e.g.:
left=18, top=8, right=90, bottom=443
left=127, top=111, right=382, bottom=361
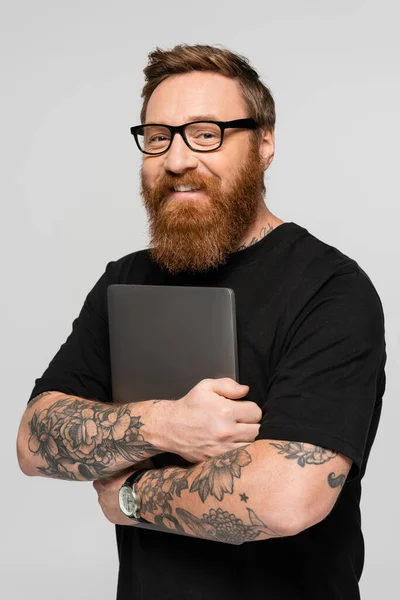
left=259, top=128, right=275, bottom=171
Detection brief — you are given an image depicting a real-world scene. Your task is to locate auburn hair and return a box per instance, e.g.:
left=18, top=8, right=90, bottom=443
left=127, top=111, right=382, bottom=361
left=140, top=43, right=275, bottom=136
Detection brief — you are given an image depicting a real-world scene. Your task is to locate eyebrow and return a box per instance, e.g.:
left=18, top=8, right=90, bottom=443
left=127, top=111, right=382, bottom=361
left=145, top=114, right=221, bottom=125
left=186, top=114, right=220, bottom=122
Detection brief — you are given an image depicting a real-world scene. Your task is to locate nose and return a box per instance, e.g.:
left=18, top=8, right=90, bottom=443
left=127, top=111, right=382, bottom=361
left=162, top=132, right=199, bottom=174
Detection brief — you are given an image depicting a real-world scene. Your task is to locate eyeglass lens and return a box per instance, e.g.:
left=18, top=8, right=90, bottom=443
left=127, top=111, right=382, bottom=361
left=137, top=123, right=222, bottom=153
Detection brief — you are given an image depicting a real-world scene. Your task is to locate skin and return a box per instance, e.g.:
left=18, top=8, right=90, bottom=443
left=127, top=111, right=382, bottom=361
left=94, top=440, right=352, bottom=543
left=23, top=393, right=164, bottom=481
left=139, top=71, right=284, bottom=275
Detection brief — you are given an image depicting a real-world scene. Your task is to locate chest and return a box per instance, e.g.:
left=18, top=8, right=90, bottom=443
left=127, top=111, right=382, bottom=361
left=130, top=263, right=293, bottom=412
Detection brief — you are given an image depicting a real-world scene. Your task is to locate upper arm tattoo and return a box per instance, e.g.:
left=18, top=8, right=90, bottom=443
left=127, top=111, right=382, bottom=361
left=327, top=472, right=346, bottom=488
left=270, top=441, right=348, bottom=489
left=269, top=441, right=337, bottom=467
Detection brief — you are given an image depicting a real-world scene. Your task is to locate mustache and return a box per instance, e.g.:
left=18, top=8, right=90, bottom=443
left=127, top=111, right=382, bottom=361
left=150, top=173, right=216, bottom=193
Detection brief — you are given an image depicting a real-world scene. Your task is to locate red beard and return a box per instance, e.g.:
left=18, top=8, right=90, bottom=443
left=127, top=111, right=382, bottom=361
left=140, top=141, right=265, bottom=275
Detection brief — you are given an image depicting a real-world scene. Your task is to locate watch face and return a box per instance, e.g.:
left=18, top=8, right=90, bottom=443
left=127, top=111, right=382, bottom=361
left=119, top=486, right=137, bottom=517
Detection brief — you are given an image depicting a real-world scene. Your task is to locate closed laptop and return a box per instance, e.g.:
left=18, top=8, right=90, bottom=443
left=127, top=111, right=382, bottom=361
left=107, top=284, right=238, bottom=468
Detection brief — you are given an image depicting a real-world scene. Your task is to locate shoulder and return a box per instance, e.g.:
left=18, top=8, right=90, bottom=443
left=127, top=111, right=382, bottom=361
left=283, top=223, right=383, bottom=313
left=82, top=248, right=149, bottom=315
left=101, top=247, right=151, bottom=283
left=276, top=225, right=386, bottom=358
left=285, top=223, right=360, bottom=275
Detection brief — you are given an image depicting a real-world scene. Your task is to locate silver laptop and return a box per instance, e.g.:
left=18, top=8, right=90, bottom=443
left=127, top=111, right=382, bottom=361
left=107, top=284, right=238, bottom=404
left=107, top=284, right=238, bottom=469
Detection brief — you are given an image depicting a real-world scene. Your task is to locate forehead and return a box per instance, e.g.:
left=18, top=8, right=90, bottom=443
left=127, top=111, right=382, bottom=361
left=145, top=71, right=248, bottom=125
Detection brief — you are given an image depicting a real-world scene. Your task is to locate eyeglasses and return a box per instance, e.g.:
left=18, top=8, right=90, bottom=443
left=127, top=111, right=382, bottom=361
left=130, top=118, right=259, bottom=155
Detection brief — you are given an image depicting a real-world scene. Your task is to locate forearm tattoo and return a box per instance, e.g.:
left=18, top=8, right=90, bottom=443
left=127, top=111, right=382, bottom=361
left=270, top=441, right=347, bottom=488
left=175, top=506, right=281, bottom=545
left=141, top=446, right=252, bottom=510
left=28, top=391, right=53, bottom=408
left=27, top=395, right=161, bottom=481
left=137, top=446, right=281, bottom=544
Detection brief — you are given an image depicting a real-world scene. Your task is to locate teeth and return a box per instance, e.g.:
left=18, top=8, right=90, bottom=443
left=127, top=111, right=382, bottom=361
left=173, top=185, right=200, bottom=192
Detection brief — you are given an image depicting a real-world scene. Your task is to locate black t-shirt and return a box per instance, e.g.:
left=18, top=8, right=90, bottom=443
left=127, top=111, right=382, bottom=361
left=29, top=222, right=386, bottom=600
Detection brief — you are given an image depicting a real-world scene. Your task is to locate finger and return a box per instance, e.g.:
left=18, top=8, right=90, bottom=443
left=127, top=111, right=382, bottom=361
left=233, top=401, right=263, bottom=423
left=232, top=422, right=261, bottom=442
left=203, top=378, right=249, bottom=399
left=93, top=478, right=109, bottom=491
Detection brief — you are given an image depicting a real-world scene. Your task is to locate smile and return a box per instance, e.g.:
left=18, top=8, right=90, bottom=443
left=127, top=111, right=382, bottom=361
left=172, top=185, right=202, bottom=192
left=168, top=188, right=206, bottom=200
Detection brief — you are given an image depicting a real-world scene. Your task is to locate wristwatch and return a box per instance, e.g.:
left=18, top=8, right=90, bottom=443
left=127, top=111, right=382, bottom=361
left=118, top=468, right=150, bottom=523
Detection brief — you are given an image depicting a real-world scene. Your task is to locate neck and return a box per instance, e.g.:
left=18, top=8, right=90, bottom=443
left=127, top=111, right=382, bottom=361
left=236, top=205, right=284, bottom=252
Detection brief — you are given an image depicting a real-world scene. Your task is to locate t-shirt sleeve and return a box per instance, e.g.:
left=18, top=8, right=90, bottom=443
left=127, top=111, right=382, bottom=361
left=28, top=262, right=115, bottom=404
left=255, top=268, right=386, bottom=480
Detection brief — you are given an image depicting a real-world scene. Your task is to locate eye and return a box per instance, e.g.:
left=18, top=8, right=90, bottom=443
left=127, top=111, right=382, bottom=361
left=197, top=132, right=217, bottom=139
left=187, top=124, right=221, bottom=149
left=192, top=129, right=218, bottom=140
left=143, top=127, right=171, bottom=149
left=150, top=135, right=168, bottom=143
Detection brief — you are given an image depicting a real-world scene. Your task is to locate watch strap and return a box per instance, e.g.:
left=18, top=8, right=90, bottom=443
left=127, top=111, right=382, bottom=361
left=124, top=468, right=150, bottom=487
left=123, top=468, right=150, bottom=523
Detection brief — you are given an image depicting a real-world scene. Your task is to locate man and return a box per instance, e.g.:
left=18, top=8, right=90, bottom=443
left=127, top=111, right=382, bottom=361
left=17, top=44, right=386, bottom=600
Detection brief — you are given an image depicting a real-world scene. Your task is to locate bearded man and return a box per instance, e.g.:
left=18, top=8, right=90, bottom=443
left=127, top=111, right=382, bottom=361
left=17, top=43, right=386, bottom=600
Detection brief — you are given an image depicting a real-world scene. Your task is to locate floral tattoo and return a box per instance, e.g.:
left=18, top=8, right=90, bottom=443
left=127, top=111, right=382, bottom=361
left=270, top=441, right=347, bottom=488
left=175, top=506, right=281, bottom=545
left=28, top=396, right=160, bottom=480
left=135, top=446, right=281, bottom=543
left=270, top=441, right=337, bottom=467
left=190, top=447, right=252, bottom=502
left=139, top=446, right=252, bottom=518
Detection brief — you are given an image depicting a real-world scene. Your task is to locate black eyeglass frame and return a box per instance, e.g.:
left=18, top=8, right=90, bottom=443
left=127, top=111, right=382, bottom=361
left=130, top=118, right=259, bottom=155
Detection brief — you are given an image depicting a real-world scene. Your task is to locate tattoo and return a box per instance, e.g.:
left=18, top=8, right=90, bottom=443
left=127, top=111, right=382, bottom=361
left=135, top=448, right=282, bottom=544
left=190, top=447, right=252, bottom=502
left=270, top=441, right=337, bottom=468
left=140, top=466, right=189, bottom=515
left=140, top=446, right=252, bottom=515
left=29, top=392, right=53, bottom=408
left=236, top=223, right=273, bottom=252
left=175, top=506, right=281, bottom=545
left=328, top=472, right=346, bottom=488
left=28, top=397, right=161, bottom=481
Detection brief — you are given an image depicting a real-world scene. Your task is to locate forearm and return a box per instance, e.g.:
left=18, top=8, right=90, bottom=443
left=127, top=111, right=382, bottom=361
left=132, top=438, right=352, bottom=543
left=134, top=441, right=284, bottom=545
left=17, top=391, right=174, bottom=481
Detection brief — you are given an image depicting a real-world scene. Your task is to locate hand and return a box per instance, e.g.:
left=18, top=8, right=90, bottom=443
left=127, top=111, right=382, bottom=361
left=169, top=378, right=262, bottom=463
left=92, top=459, right=154, bottom=526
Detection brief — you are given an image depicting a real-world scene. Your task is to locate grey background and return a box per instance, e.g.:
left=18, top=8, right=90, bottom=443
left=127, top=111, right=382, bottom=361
left=2, top=1, right=399, bottom=598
